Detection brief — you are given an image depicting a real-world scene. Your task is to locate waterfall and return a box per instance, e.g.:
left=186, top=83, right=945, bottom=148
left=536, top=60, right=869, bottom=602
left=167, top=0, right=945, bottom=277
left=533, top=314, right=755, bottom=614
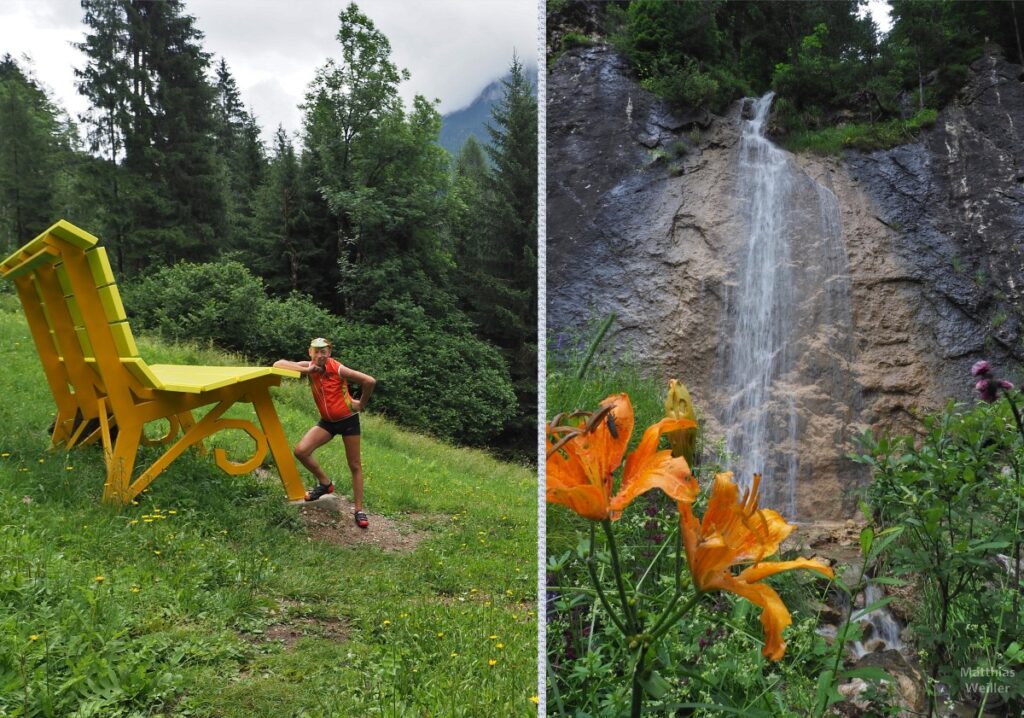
left=719, top=92, right=853, bottom=516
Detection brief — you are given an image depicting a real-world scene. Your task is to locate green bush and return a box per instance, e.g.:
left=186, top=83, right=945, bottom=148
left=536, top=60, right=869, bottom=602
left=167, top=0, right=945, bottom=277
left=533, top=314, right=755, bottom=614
left=122, top=259, right=265, bottom=352
left=122, top=260, right=517, bottom=446
left=854, top=399, right=1024, bottom=712
left=338, top=303, right=517, bottom=446
left=779, top=108, right=938, bottom=155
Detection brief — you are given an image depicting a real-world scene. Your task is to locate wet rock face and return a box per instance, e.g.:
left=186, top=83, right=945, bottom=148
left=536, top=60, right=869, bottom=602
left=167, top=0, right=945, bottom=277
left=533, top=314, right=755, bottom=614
left=547, top=44, right=726, bottom=392
left=547, top=45, right=1024, bottom=519
left=843, top=51, right=1024, bottom=401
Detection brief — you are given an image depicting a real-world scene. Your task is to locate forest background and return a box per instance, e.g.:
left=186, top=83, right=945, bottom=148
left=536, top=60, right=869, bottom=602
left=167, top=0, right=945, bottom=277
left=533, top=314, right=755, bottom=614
left=549, top=0, right=1024, bottom=153
left=0, top=0, right=538, bottom=461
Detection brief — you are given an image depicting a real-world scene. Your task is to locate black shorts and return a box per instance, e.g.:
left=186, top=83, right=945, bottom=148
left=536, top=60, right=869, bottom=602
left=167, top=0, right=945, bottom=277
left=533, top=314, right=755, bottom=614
left=317, top=414, right=361, bottom=437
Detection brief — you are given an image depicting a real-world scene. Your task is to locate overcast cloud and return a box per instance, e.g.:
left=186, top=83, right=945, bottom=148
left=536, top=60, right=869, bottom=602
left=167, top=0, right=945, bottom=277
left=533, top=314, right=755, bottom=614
left=0, top=0, right=538, bottom=145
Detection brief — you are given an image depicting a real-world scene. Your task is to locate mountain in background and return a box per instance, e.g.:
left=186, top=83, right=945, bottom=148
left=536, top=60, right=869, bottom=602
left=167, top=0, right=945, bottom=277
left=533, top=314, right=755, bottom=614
left=439, top=65, right=537, bottom=158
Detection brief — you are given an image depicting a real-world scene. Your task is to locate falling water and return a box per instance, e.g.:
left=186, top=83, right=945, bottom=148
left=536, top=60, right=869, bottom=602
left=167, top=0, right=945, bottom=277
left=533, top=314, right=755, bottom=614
left=850, top=584, right=904, bottom=657
left=719, top=92, right=853, bottom=516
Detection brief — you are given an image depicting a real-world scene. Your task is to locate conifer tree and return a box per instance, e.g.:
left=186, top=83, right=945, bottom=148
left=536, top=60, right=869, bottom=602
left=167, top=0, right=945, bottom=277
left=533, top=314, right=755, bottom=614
left=76, top=0, right=225, bottom=272
left=0, top=56, right=65, bottom=248
left=213, top=58, right=265, bottom=249
left=250, top=127, right=320, bottom=294
left=480, top=55, right=538, bottom=450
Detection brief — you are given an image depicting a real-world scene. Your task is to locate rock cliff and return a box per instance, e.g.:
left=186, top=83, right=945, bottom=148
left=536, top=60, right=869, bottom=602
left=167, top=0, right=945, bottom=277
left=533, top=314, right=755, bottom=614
left=547, top=44, right=1024, bottom=519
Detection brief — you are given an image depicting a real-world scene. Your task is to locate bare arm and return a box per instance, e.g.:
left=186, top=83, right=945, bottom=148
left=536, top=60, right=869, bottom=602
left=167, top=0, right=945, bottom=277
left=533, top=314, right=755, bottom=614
left=339, top=364, right=376, bottom=411
left=273, top=359, right=319, bottom=375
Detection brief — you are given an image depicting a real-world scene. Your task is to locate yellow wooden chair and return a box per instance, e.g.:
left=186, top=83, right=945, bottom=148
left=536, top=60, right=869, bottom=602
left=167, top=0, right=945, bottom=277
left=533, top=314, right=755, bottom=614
left=0, top=219, right=306, bottom=505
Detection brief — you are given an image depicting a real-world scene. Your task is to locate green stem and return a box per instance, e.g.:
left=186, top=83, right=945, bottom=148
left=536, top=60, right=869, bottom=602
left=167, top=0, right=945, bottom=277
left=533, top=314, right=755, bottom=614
left=649, top=592, right=702, bottom=644
left=575, top=313, right=615, bottom=380
left=586, top=522, right=629, bottom=636
left=647, top=529, right=686, bottom=637
left=546, top=658, right=567, bottom=716
left=630, top=645, right=647, bottom=718
left=602, top=518, right=639, bottom=632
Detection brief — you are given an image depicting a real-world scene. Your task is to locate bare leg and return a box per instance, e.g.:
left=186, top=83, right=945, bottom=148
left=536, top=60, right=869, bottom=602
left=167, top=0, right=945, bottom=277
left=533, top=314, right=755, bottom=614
left=294, top=426, right=333, bottom=485
left=341, top=433, right=363, bottom=512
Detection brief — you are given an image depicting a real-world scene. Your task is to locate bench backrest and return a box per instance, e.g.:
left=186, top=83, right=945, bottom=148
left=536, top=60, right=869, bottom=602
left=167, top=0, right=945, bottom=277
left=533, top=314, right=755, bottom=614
left=0, top=220, right=161, bottom=422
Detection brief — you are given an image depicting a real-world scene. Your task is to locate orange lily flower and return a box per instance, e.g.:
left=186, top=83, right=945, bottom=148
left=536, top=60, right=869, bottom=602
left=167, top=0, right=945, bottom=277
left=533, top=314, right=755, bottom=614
left=680, top=472, right=834, bottom=660
left=547, top=393, right=698, bottom=521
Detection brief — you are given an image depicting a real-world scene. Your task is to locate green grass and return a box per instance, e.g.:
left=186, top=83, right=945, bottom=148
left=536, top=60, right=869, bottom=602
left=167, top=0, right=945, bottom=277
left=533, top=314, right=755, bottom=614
left=779, top=108, right=939, bottom=155
left=546, top=330, right=668, bottom=558
left=0, top=299, right=537, bottom=717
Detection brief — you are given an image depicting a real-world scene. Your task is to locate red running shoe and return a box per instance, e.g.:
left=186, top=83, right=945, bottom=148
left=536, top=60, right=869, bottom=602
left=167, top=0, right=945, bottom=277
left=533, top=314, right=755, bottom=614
left=304, top=482, right=334, bottom=501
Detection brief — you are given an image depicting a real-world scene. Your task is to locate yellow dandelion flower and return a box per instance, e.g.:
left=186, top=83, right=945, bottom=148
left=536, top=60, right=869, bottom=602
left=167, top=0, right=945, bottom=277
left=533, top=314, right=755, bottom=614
left=450, top=651, right=458, bottom=657
left=496, top=643, right=504, bottom=649
left=129, top=520, right=138, bottom=525
left=168, top=510, right=177, bottom=515
left=29, top=635, right=38, bottom=641
left=506, top=590, right=513, bottom=595
left=1, top=452, right=9, bottom=457
left=66, top=466, right=73, bottom=471
left=37, top=458, right=44, bottom=463
left=153, top=550, right=161, bottom=555
left=531, top=696, right=540, bottom=704
left=382, top=620, right=391, bottom=626
left=488, top=659, right=497, bottom=667
left=131, top=501, right=139, bottom=506
left=143, top=519, right=153, bottom=523
left=470, top=588, right=478, bottom=593
left=130, top=586, right=140, bottom=593
left=94, top=575, right=104, bottom=583
left=436, top=632, right=444, bottom=638
left=489, top=635, right=497, bottom=640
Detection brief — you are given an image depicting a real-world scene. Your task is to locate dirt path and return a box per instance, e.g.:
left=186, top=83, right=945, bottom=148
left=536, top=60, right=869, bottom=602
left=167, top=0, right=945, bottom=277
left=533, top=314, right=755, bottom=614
left=291, top=493, right=430, bottom=552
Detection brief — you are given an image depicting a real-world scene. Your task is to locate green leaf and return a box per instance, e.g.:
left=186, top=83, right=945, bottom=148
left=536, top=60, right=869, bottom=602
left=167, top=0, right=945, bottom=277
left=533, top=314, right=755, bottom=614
left=812, top=669, right=841, bottom=713
left=869, top=576, right=906, bottom=586
left=841, top=666, right=893, bottom=683
left=851, top=595, right=896, bottom=621
left=970, top=541, right=1010, bottom=551
left=642, top=670, right=672, bottom=699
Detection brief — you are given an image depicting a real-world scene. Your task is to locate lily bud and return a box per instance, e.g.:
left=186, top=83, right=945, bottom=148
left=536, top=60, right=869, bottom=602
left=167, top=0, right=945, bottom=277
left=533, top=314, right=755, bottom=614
left=665, top=379, right=698, bottom=465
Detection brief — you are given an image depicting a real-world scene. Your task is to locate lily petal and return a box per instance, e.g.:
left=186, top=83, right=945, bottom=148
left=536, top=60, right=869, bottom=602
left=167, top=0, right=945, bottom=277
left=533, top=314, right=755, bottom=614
left=737, top=557, right=834, bottom=583
left=714, top=573, right=793, bottom=661
left=547, top=484, right=611, bottom=521
left=610, top=417, right=698, bottom=519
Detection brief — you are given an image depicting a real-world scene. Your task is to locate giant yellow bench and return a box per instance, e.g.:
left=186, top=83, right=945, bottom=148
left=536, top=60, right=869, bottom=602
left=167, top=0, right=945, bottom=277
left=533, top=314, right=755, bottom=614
left=0, top=219, right=306, bottom=505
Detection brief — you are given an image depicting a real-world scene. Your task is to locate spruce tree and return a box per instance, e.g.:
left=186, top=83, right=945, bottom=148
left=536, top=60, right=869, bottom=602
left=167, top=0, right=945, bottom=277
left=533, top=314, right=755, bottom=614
left=0, top=56, right=65, bottom=249
left=214, top=58, right=265, bottom=250
left=481, top=55, right=538, bottom=451
left=76, top=0, right=225, bottom=272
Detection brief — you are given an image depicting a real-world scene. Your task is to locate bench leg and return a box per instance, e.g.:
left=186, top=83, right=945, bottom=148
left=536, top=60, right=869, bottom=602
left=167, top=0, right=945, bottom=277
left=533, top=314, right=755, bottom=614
left=177, top=411, right=207, bottom=455
left=99, top=403, right=141, bottom=505
left=251, top=388, right=305, bottom=501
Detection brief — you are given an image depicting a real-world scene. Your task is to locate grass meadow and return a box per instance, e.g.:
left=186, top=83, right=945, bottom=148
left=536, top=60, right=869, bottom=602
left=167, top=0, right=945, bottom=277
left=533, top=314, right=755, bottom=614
left=0, top=296, right=537, bottom=717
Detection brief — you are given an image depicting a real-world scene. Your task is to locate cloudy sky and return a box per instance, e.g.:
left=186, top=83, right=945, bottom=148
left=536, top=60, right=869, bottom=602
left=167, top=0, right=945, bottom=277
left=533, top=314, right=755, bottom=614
left=0, top=0, right=538, bottom=144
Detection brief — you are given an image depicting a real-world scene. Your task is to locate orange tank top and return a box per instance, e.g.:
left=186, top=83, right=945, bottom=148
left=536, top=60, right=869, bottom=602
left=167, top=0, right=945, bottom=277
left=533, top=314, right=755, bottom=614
left=309, top=357, right=354, bottom=421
